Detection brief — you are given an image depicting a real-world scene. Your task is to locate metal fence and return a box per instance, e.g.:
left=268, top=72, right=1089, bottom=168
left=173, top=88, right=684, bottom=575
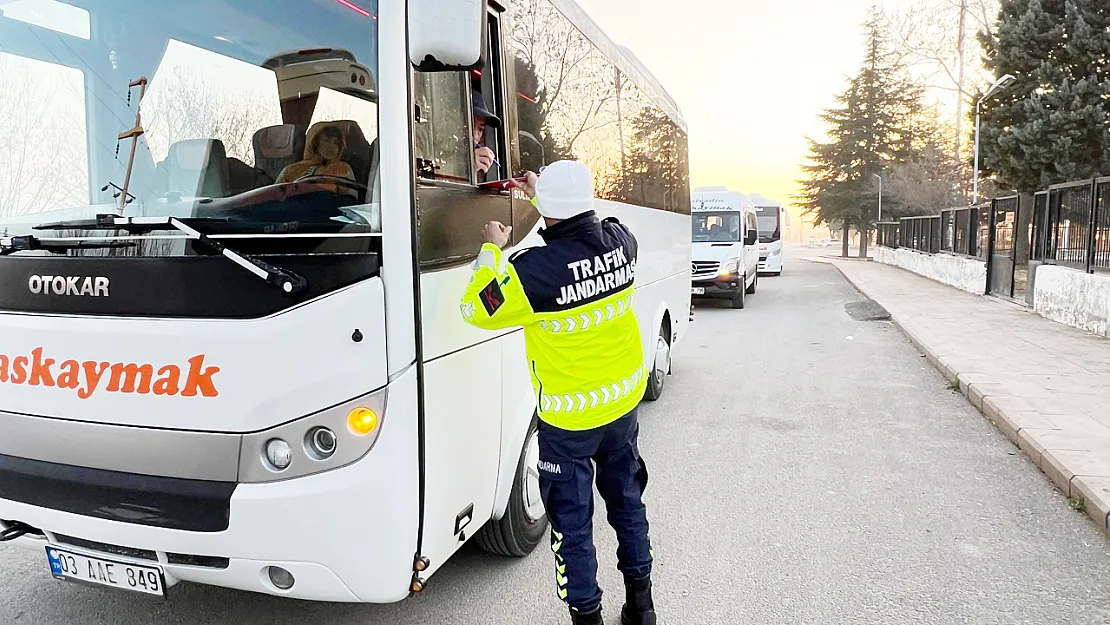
left=1031, top=190, right=1051, bottom=260
left=937, top=206, right=988, bottom=258
left=878, top=208, right=988, bottom=258
left=898, top=215, right=942, bottom=253
left=1039, top=178, right=1110, bottom=274
left=875, top=176, right=1110, bottom=274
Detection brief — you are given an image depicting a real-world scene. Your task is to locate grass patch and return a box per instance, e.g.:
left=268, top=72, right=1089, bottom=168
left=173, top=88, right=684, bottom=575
left=947, top=380, right=961, bottom=392
left=1068, top=497, right=1088, bottom=514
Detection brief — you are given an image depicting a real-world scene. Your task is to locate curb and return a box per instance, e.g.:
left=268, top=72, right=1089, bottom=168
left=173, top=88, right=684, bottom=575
left=826, top=260, right=1110, bottom=537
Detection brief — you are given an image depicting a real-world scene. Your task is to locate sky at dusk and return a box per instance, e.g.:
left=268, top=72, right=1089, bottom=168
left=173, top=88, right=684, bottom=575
left=577, top=0, right=918, bottom=239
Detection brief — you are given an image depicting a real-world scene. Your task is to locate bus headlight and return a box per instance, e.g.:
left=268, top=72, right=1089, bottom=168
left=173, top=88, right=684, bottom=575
left=240, top=387, right=388, bottom=483
left=265, top=439, right=293, bottom=471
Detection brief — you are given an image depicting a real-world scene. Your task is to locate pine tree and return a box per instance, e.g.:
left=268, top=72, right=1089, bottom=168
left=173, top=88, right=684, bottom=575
left=797, top=9, right=928, bottom=257
left=977, top=0, right=1110, bottom=192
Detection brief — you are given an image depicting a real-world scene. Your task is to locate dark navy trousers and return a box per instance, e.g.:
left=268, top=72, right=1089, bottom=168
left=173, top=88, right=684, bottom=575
left=538, top=408, right=653, bottom=614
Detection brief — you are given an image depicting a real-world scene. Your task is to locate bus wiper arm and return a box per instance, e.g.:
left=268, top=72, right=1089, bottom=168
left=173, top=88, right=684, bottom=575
left=33, top=214, right=307, bottom=295
left=0, top=235, right=135, bottom=256
left=33, top=214, right=231, bottom=231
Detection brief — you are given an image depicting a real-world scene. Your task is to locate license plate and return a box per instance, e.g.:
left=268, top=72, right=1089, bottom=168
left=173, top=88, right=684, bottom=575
left=691, top=287, right=705, bottom=295
left=46, top=546, right=166, bottom=597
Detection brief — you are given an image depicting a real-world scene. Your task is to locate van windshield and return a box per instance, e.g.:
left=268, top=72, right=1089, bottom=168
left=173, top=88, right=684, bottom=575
left=0, top=0, right=380, bottom=256
left=692, top=212, right=741, bottom=242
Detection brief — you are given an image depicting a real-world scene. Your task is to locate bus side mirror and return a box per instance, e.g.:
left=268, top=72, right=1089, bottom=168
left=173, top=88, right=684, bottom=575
left=409, top=0, right=488, bottom=72
left=745, top=230, right=757, bottom=246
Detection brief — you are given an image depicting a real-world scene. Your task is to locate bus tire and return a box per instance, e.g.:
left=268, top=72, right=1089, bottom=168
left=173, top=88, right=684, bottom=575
left=475, top=417, right=547, bottom=557
left=730, top=281, right=746, bottom=309
left=643, top=322, right=671, bottom=402
left=745, top=272, right=758, bottom=295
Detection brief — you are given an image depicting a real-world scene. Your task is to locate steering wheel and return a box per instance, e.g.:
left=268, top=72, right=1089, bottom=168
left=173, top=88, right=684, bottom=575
left=293, top=175, right=370, bottom=194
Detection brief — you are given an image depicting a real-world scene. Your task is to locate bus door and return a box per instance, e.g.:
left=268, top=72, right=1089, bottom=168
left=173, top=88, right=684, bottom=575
left=411, top=4, right=518, bottom=574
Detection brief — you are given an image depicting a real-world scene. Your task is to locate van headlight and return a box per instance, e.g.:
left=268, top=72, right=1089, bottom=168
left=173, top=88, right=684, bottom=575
left=718, top=258, right=741, bottom=277
left=240, top=388, right=387, bottom=483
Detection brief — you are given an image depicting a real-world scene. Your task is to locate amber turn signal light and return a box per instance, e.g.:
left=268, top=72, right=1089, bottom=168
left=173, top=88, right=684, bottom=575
left=347, top=407, right=379, bottom=436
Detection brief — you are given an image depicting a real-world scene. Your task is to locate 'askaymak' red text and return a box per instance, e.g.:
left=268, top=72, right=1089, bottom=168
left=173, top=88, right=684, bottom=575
left=0, top=348, right=220, bottom=399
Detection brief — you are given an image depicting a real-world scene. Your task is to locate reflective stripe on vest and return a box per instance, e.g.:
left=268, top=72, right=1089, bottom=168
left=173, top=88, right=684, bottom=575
left=540, top=365, right=647, bottom=413
left=538, top=294, right=633, bottom=334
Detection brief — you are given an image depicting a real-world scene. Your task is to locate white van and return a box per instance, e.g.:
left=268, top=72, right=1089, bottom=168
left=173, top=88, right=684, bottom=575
left=690, top=187, right=759, bottom=309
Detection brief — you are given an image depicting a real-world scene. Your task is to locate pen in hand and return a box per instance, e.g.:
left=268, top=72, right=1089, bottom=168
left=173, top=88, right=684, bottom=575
left=477, top=142, right=500, bottom=171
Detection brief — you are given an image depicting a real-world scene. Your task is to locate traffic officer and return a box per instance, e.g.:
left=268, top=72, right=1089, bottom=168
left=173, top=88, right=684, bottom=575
left=460, top=160, right=656, bottom=625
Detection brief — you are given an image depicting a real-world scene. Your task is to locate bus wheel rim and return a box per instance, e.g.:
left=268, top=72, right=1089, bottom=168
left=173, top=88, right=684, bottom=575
left=522, top=429, right=545, bottom=523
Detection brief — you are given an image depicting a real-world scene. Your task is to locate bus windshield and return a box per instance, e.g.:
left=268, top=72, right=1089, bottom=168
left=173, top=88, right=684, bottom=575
left=693, top=212, right=741, bottom=242
left=0, top=0, right=380, bottom=256
left=756, top=210, right=781, bottom=243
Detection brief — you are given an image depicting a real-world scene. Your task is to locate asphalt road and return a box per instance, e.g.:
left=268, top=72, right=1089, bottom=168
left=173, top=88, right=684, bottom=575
left=4, top=259, right=1110, bottom=624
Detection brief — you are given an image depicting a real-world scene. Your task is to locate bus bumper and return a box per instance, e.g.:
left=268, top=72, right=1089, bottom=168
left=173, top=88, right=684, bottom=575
left=0, top=419, right=420, bottom=604
left=759, top=253, right=783, bottom=274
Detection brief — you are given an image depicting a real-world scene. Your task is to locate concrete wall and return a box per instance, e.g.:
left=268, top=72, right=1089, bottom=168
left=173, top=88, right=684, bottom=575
left=874, top=247, right=987, bottom=295
left=1033, top=265, right=1110, bottom=338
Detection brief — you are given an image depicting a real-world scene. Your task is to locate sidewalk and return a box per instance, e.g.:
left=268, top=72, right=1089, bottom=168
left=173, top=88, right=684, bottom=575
left=823, top=258, right=1110, bottom=536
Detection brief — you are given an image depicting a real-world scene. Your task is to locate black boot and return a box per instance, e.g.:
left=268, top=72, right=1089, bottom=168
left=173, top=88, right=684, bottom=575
left=620, top=576, right=657, bottom=625
left=570, top=607, right=604, bottom=625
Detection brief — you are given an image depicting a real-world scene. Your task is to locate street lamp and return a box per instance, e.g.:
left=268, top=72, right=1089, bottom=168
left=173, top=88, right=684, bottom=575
left=871, top=173, right=883, bottom=222
left=973, top=73, right=1016, bottom=203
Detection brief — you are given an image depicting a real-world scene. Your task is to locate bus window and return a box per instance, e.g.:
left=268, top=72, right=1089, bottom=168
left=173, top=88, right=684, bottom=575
left=757, top=208, right=782, bottom=242
left=413, top=72, right=473, bottom=184
left=0, top=52, right=89, bottom=221
left=471, top=10, right=508, bottom=183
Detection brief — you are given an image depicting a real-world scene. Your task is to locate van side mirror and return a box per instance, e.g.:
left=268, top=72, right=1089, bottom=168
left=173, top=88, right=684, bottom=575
left=745, top=230, right=758, bottom=246
left=409, top=0, right=488, bottom=72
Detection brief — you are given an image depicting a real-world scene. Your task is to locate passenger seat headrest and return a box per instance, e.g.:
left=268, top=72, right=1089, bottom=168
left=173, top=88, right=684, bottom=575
left=169, top=139, right=227, bottom=171
left=256, top=126, right=301, bottom=158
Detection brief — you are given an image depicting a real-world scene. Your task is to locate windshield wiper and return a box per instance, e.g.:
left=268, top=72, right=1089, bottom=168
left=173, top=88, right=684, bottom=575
left=32, top=214, right=307, bottom=295
left=0, top=235, right=135, bottom=256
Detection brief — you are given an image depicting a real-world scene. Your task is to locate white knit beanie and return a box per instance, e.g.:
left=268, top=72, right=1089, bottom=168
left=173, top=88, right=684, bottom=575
left=535, top=160, right=595, bottom=220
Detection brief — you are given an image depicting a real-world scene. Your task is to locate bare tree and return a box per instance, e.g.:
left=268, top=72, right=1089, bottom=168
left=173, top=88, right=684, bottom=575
left=508, top=0, right=620, bottom=163
left=884, top=144, right=965, bottom=215
left=884, top=0, right=1001, bottom=161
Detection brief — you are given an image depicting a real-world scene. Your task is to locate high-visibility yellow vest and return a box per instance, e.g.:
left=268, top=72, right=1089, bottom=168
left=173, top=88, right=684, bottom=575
left=460, top=213, right=646, bottom=431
